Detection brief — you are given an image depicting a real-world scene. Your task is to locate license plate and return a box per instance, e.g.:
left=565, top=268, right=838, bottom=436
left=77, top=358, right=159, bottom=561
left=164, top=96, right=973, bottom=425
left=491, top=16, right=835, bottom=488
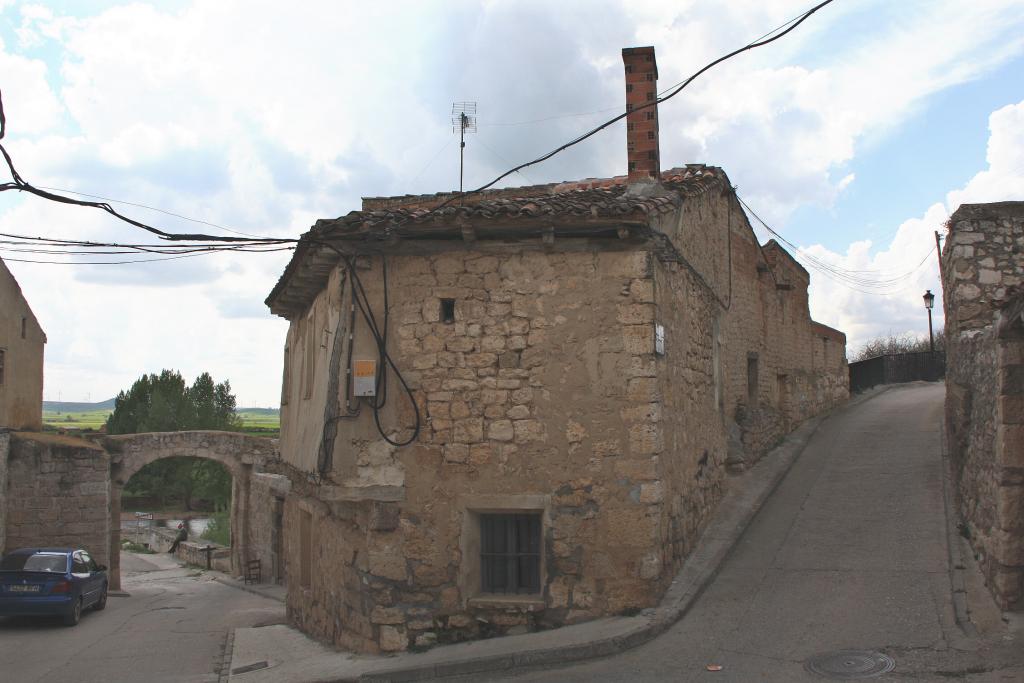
left=8, top=585, right=41, bottom=593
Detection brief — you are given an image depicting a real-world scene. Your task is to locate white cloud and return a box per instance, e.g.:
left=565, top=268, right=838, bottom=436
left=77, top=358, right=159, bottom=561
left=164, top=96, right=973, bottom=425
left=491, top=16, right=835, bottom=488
left=802, top=97, right=1024, bottom=357
left=2, top=0, right=1024, bottom=403
left=947, top=100, right=1024, bottom=209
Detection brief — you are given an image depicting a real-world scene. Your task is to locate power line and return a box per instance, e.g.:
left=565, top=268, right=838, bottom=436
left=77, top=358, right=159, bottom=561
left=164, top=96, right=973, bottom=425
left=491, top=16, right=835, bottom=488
left=35, top=185, right=265, bottom=239
left=0, top=88, right=293, bottom=248
left=417, top=0, right=837, bottom=218
left=736, top=194, right=937, bottom=296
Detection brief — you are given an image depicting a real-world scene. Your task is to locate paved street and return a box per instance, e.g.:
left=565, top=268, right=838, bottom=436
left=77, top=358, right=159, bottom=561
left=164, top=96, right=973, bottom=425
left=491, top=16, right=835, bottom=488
left=0, top=551, right=285, bottom=683
left=484, top=383, right=1023, bottom=682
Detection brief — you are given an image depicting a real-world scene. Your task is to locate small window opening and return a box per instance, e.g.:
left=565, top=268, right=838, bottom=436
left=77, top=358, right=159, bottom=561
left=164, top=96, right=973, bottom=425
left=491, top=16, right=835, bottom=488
left=648, top=150, right=658, bottom=160
left=626, top=103, right=634, bottom=112
left=646, top=91, right=655, bottom=101
left=480, top=513, right=541, bottom=594
left=21, top=317, right=27, bottom=339
left=625, top=65, right=633, bottom=74
left=627, top=122, right=634, bottom=132
left=440, top=298, right=456, bottom=324
left=647, top=131, right=655, bottom=140
left=626, top=84, right=633, bottom=93
left=628, top=161, right=637, bottom=171
left=646, top=73, right=654, bottom=81
left=646, top=111, right=655, bottom=120
left=645, top=54, right=653, bottom=62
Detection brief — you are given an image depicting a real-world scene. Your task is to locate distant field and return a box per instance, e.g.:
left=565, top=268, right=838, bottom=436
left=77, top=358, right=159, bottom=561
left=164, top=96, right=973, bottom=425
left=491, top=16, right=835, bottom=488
left=42, top=405, right=280, bottom=435
left=42, top=408, right=110, bottom=430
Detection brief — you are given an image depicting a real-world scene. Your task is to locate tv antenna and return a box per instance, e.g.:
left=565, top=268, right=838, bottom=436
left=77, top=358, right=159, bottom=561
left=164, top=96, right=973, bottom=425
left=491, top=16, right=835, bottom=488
left=451, top=102, right=477, bottom=192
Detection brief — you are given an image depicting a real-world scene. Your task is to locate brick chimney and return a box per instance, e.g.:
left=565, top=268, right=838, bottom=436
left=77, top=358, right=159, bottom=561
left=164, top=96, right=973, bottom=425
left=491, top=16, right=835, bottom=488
left=622, top=46, right=660, bottom=182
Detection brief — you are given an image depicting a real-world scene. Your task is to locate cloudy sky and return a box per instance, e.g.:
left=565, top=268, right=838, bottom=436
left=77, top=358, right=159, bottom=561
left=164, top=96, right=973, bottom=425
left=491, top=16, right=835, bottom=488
left=1, top=0, right=1022, bottom=407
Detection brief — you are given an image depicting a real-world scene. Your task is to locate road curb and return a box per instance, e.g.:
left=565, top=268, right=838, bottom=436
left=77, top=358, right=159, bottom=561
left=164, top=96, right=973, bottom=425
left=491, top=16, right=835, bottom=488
left=356, top=396, right=878, bottom=682
left=937, top=391, right=978, bottom=638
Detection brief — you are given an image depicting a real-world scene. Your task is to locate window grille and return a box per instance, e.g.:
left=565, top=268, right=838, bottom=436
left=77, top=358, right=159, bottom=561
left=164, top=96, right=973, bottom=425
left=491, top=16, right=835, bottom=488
left=480, top=513, right=541, bottom=594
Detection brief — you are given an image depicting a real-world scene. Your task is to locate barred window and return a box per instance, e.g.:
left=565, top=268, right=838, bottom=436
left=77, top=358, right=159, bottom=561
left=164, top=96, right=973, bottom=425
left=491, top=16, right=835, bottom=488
left=480, top=513, right=541, bottom=594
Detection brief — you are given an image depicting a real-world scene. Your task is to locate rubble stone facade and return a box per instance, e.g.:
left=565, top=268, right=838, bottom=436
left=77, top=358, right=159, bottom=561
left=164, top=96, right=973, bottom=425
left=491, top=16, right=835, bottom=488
left=267, top=168, right=849, bottom=653
left=2, top=433, right=111, bottom=567
left=943, top=201, right=1024, bottom=610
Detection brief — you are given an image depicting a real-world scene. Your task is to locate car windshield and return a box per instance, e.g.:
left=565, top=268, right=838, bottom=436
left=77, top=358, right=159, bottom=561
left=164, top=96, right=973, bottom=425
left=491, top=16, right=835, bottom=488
left=0, top=553, right=68, bottom=573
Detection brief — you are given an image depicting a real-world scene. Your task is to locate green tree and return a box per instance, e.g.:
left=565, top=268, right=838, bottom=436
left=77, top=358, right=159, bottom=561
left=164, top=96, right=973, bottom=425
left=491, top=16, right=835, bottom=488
left=106, top=369, right=240, bottom=434
left=110, top=370, right=239, bottom=511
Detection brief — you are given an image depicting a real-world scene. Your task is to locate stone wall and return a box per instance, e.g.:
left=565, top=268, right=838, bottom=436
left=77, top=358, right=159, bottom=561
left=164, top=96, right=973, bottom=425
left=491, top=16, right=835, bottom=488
left=943, top=201, right=1024, bottom=610
left=248, top=472, right=290, bottom=584
left=104, top=430, right=279, bottom=588
left=0, top=258, right=46, bottom=431
left=4, top=432, right=110, bottom=567
left=276, top=189, right=849, bottom=652
left=0, top=430, right=9, bottom=553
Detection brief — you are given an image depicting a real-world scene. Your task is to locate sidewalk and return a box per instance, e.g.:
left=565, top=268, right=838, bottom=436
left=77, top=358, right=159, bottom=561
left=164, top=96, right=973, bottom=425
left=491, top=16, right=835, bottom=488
left=226, top=389, right=888, bottom=682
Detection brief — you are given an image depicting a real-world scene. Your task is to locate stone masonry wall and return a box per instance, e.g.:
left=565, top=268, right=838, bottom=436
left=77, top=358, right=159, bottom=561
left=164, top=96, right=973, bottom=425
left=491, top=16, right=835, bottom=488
left=943, top=201, right=1024, bottom=610
left=249, top=472, right=290, bottom=584
left=4, top=432, right=110, bottom=567
left=279, top=208, right=848, bottom=652
left=0, top=259, right=46, bottom=431
left=282, top=246, right=682, bottom=652
left=0, top=430, right=9, bottom=553
left=672, top=190, right=848, bottom=470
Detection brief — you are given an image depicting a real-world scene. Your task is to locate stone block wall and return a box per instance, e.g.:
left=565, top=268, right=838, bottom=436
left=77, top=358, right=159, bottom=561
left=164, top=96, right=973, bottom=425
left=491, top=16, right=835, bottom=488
left=943, top=201, right=1024, bottom=610
left=248, top=472, right=290, bottom=584
left=4, top=433, right=110, bottom=566
left=673, top=190, right=848, bottom=469
left=0, top=259, right=46, bottom=431
left=281, top=246, right=683, bottom=652
left=0, top=430, right=9, bottom=553
left=278, top=215, right=848, bottom=652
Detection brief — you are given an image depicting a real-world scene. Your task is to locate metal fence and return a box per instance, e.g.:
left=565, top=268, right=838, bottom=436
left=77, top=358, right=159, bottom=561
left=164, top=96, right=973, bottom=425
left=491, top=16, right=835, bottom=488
left=848, top=351, right=946, bottom=393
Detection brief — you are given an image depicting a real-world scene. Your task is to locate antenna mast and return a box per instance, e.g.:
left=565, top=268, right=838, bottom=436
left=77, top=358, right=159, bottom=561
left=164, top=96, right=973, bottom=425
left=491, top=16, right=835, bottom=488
left=451, top=102, right=477, bottom=193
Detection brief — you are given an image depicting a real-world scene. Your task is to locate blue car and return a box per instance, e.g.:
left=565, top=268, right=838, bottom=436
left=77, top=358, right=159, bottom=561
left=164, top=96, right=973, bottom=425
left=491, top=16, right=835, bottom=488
left=0, top=548, right=108, bottom=626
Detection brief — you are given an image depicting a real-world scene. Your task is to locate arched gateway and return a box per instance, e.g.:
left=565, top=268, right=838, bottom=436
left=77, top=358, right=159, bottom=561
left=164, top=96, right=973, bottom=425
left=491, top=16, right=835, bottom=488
left=103, top=431, right=277, bottom=591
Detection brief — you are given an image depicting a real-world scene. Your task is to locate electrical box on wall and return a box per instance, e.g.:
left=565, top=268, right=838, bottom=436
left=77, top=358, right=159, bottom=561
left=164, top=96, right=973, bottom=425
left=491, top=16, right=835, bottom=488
left=655, top=323, right=666, bottom=356
left=353, top=359, right=377, bottom=396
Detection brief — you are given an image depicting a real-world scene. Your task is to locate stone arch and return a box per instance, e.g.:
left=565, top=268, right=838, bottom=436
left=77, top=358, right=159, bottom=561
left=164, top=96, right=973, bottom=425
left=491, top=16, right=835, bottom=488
left=103, top=431, right=277, bottom=591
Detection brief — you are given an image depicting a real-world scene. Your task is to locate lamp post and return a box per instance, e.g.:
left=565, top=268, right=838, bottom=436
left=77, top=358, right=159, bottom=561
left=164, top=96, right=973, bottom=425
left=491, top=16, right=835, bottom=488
left=923, top=289, right=935, bottom=353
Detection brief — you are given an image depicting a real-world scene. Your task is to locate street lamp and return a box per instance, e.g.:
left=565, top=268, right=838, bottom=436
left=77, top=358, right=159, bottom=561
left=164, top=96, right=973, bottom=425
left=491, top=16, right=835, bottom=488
left=923, top=289, right=935, bottom=353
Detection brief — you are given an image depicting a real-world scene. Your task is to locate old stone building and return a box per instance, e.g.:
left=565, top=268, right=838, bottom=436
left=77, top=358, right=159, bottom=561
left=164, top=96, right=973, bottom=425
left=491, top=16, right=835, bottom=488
left=0, top=256, right=46, bottom=430
left=265, top=47, right=848, bottom=653
left=942, top=201, right=1024, bottom=610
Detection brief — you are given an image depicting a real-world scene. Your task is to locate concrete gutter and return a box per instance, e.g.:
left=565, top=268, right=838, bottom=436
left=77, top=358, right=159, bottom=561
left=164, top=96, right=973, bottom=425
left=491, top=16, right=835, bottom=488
left=228, top=388, right=892, bottom=682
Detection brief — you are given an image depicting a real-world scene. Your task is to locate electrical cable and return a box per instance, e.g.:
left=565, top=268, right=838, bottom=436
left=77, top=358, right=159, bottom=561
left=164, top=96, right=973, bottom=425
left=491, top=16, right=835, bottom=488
left=737, top=194, right=938, bottom=296
left=313, top=241, right=421, bottom=447
left=35, top=185, right=265, bottom=239
left=0, top=88, right=292, bottom=248
left=413, top=0, right=836, bottom=219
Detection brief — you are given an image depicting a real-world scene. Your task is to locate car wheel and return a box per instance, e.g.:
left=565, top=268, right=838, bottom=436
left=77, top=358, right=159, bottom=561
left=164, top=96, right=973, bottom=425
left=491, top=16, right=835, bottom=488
left=94, top=585, right=108, bottom=611
left=64, top=598, right=82, bottom=626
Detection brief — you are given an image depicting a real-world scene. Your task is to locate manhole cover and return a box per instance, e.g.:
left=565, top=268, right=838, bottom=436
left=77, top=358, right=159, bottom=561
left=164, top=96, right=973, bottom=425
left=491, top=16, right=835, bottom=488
left=805, top=650, right=895, bottom=679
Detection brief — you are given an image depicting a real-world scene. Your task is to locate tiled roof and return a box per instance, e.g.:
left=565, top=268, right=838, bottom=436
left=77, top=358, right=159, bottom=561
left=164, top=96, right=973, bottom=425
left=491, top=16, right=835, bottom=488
left=266, top=165, right=728, bottom=317
left=321, top=166, right=725, bottom=236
